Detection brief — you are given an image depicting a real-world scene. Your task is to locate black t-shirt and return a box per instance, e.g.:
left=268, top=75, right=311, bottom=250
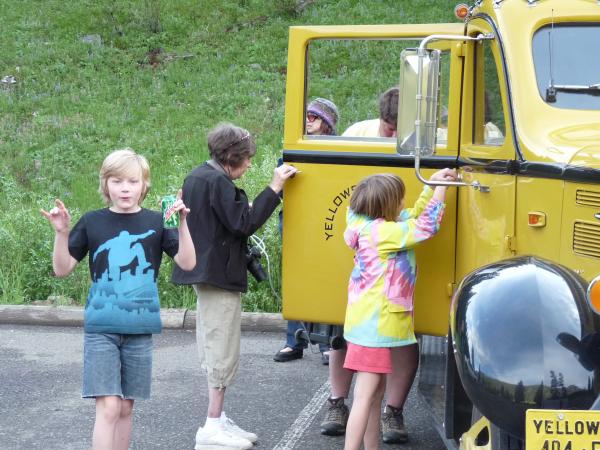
left=69, top=208, right=178, bottom=334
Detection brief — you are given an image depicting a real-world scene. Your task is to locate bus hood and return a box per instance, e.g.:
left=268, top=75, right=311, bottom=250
left=568, top=145, right=600, bottom=169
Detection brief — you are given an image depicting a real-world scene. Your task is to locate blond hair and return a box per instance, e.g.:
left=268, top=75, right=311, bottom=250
left=349, top=173, right=405, bottom=221
left=98, top=148, right=151, bottom=205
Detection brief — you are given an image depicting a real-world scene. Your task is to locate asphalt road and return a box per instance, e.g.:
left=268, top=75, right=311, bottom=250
left=0, top=325, right=447, bottom=450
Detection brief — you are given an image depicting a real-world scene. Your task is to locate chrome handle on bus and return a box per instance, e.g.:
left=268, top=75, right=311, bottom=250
left=414, top=154, right=468, bottom=188
left=472, top=180, right=490, bottom=193
left=414, top=159, right=490, bottom=192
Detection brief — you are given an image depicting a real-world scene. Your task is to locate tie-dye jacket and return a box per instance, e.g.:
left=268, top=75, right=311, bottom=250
left=343, top=186, right=445, bottom=347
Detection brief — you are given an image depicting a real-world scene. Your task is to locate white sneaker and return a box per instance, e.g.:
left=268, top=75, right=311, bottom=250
left=221, top=416, right=258, bottom=443
left=195, top=425, right=253, bottom=450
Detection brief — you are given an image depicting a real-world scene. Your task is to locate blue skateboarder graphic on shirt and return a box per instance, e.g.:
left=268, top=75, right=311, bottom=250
left=93, top=230, right=155, bottom=281
left=86, top=228, right=162, bottom=329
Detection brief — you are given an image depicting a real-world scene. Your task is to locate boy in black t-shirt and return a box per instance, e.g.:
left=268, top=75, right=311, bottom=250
left=41, top=148, right=195, bottom=449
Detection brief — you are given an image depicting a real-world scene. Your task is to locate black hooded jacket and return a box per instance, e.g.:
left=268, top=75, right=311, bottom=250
left=171, top=162, right=280, bottom=292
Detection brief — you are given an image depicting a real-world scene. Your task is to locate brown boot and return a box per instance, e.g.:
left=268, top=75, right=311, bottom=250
left=320, top=397, right=349, bottom=436
left=382, top=405, right=408, bottom=443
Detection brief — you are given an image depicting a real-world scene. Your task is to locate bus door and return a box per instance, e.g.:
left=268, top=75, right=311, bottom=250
left=281, top=25, right=463, bottom=337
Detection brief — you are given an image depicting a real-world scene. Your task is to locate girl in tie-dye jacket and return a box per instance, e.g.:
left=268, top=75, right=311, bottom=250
left=341, top=170, right=456, bottom=450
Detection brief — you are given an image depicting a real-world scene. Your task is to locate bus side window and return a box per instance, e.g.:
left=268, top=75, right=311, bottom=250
left=474, top=40, right=505, bottom=146
left=304, top=39, right=451, bottom=149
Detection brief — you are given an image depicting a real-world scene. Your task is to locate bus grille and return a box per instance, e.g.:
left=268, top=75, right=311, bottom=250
left=573, top=221, right=600, bottom=259
left=576, top=189, right=600, bottom=208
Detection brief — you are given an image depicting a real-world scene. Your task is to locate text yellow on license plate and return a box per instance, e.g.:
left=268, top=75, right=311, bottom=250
left=526, top=409, right=600, bottom=450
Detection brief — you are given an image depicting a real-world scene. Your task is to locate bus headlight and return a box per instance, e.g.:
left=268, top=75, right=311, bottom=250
left=588, top=276, right=600, bottom=314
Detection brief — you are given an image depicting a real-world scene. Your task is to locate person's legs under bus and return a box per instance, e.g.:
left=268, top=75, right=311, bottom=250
left=382, top=343, right=419, bottom=443
left=320, top=348, right=353, bottom=435
left=193, top=284, right=253, bottom=450
left=313, top=322, right=332, bottom=365
left=344, top=372, right=385, bottom=450
left=273, top=320, right=305, bottom=362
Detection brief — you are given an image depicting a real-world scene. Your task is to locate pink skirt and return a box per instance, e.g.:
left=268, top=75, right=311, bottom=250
left=343, top=342, right=392, bottom=374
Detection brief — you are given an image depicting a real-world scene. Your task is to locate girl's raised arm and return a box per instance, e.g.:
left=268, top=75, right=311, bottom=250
left=400, top=169, right=457, bottom=219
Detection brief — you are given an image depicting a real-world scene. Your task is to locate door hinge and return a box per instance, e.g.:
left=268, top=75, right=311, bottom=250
left=455, top=42, right=466, bottom=57
left=446, top=282, right=456, bottom=297
left=505, top=235, right=517, bottom=253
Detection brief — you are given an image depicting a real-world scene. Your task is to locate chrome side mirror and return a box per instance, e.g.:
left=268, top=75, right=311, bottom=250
left=397, top=47, right=440, bottom=157
left=399, top=33, right=494, bottom=188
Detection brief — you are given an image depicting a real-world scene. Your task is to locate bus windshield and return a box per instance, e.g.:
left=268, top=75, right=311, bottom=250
left=532, top=24, right=600, bottom=110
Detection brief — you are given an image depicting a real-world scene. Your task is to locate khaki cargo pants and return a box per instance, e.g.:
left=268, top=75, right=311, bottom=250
left=193, top=283, right=241, bottom=389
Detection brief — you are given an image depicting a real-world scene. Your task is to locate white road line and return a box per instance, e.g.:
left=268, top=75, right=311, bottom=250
left=271, top=380, right=331, bottom=450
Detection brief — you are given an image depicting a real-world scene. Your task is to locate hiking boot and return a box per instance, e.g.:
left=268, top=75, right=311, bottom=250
left=195, top=424, right=253, bottom=450
left=381, top=405, right=409, bottom=444
left=221, top=416, right=258, bottom=443
left=320, top=397, right=349, bottom=436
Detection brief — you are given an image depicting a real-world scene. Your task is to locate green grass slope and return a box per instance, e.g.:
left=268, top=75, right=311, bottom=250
left=0, top=0, right=456, bottom=310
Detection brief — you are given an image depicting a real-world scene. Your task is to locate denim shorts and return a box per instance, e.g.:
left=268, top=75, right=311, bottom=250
left=82, top=332, right=153, bottom=400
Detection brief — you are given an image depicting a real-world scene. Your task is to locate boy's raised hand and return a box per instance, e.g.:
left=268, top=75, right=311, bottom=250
left=174, top=189, right=190, bottom=223
left=430, top=168, right=458, bottom=182
left=40, top=199, right=71, bottom=233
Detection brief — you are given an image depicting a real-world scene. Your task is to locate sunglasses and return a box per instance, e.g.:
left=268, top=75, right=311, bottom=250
left=306, top=113, right=321, bottom=123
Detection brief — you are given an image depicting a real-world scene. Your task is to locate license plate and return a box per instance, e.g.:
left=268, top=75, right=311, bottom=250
left=526, top=409, right=600, bottom=450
